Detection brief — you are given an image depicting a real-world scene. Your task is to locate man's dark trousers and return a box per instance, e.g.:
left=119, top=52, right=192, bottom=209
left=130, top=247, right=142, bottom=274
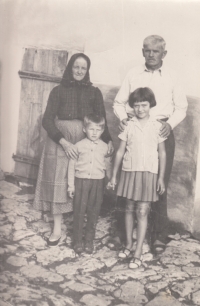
left=150, top=129, right=175, bottom=245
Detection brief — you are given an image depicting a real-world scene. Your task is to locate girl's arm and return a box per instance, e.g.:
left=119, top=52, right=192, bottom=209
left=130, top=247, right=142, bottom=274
left=157, top=141, right=166, bottom=195
left=108, top=140, right=127, bottom=190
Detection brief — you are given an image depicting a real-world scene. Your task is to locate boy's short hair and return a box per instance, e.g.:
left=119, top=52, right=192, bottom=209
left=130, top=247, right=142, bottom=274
left=83, top=113, right=105, bottom=129
left=129, top=87, right=157, bottom=108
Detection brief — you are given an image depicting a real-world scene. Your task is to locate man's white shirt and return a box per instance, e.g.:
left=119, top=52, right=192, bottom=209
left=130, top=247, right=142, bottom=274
left=113, top=64, right=188, bottom=129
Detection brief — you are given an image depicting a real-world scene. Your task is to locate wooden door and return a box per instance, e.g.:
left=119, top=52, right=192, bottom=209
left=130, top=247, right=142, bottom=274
left=13, top=48, right=69, bottom=181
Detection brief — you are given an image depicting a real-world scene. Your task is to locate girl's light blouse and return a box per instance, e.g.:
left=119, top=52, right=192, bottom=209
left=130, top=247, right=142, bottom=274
left=119, top=116, right=166, bottom=174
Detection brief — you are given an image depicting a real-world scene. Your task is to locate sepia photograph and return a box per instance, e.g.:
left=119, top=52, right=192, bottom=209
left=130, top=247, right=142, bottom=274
left=0, top=0, right=200, bottom=305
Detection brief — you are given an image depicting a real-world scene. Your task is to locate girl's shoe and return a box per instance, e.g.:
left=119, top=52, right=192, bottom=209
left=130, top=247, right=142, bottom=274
left=129, top=256, right=143, bottom=269
left=118, top=247, right=132, bottom=258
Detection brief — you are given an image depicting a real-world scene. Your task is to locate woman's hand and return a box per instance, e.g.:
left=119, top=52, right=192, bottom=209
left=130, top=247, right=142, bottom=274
left=106, top=141, right=114, bottom=157
left=107, top=177, right=117, bottom=190
left=157, top=177, right=165, bottom=195
left=59, top=138, right=78, bottom=159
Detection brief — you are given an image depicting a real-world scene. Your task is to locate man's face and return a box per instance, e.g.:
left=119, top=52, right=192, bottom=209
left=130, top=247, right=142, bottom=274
left=142, top=42, right=167, bottom=70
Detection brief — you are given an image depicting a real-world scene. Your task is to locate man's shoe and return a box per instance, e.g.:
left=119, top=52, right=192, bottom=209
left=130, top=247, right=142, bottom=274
left=153, top=240, right=166, bottom=254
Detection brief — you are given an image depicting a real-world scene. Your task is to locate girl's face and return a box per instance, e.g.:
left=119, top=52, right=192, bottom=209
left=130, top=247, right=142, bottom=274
left=72, top=57, right=88, bottom=81
left=133, top=101, right=150, bottom=119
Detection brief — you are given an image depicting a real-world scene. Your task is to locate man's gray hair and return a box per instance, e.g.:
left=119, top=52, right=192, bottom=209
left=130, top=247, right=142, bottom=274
left=143, top=35, right=166, bottom=50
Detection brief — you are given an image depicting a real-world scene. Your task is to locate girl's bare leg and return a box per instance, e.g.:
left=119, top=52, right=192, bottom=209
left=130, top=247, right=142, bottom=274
left=134, top=202, right=151, bottom=258
left=49, top=214, right=62, bottom=241
left=125, top=199, right=135, bottom=250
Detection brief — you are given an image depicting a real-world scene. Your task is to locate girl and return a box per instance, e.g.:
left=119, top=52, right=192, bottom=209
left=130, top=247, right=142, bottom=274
left=108, top=87, right=166, bottom=269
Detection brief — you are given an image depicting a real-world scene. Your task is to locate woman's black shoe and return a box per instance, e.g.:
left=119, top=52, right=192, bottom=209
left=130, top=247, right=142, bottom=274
left=47, top=236, right=61, bottom=247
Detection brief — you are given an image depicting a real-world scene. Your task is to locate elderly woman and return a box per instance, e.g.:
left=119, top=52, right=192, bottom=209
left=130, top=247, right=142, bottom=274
left=33, top=53, right=113, bottom=246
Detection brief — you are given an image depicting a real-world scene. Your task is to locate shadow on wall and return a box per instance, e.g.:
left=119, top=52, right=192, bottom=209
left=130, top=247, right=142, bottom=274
left=167, top=96, right=200, bottom=233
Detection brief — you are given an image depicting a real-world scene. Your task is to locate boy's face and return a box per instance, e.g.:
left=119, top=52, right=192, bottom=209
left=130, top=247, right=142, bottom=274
left=83, top=123, right=104, bottom=142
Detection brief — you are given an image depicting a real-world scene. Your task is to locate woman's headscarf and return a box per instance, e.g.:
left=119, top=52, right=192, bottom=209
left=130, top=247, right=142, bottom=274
left=61, top=53, right=91, bottom=87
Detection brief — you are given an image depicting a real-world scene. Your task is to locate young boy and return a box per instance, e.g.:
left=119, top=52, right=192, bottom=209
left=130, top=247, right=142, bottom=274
left=68, top=114, right=109, bottom=254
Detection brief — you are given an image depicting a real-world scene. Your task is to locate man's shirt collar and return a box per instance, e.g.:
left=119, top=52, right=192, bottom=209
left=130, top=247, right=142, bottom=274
left=143, top=62, right=164, bottom=75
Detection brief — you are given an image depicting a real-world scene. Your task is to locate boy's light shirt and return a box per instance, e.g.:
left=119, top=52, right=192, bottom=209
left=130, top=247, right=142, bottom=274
left=68, top=138, right=109, bottom=192
left=118, top=116, right=166, bottom=174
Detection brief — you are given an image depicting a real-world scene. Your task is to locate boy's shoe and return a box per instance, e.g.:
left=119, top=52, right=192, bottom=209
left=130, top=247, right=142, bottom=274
left=74, top=242, right=84, bottom=254
left=85, top=241, right=94, bottom=254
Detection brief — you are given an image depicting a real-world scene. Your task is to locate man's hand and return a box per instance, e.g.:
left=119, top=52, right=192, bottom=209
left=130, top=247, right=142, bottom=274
left=119, top=118, right=128, bottom=132
left=106, top=141, right=115, bottom=157
left=157, top=119, right=172, bottom=138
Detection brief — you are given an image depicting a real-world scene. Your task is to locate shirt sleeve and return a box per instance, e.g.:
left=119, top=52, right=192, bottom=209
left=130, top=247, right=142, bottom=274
left=167, top=74, right=188, bottom=129
left=113, top=72, right=131, bottom=121
left=68, top=158, right=77, bottom=192
left=42, top=86, right=64, bottom=144
left=93, top=87, right=112, bottom=143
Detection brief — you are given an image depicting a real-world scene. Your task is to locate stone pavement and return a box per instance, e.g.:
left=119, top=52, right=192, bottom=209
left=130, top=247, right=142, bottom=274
left=1, top=180, right=200, bottom=306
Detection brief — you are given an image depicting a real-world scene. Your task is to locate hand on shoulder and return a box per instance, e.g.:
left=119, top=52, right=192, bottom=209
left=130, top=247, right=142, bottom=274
left=157, top=119, right=172, bottom=138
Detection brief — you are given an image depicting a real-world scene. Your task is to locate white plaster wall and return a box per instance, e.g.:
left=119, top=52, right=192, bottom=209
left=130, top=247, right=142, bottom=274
left=1, top=0, right=200, bottom=173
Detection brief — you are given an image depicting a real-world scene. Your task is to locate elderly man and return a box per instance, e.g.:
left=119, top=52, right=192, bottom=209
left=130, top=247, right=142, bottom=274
left=113, top=35, right=188, bottom=254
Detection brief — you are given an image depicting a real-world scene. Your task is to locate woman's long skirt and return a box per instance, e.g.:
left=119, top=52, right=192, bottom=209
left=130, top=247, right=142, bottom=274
left=33, top=119, right=85, bottom=214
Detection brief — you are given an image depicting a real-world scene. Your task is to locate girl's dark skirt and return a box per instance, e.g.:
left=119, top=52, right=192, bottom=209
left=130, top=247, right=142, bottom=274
left=33, top=119, right=85, bottom=215
left=117, top=170, right=159, bottom=202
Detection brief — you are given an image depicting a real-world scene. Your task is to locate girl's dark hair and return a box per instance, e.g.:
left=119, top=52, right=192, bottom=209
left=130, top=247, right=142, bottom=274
left=129, top=87, right=156, bottom=108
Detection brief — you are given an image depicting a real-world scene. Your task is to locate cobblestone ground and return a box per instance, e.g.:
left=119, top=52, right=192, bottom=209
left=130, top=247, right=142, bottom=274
left=1, top=180, right=200, bottom=306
